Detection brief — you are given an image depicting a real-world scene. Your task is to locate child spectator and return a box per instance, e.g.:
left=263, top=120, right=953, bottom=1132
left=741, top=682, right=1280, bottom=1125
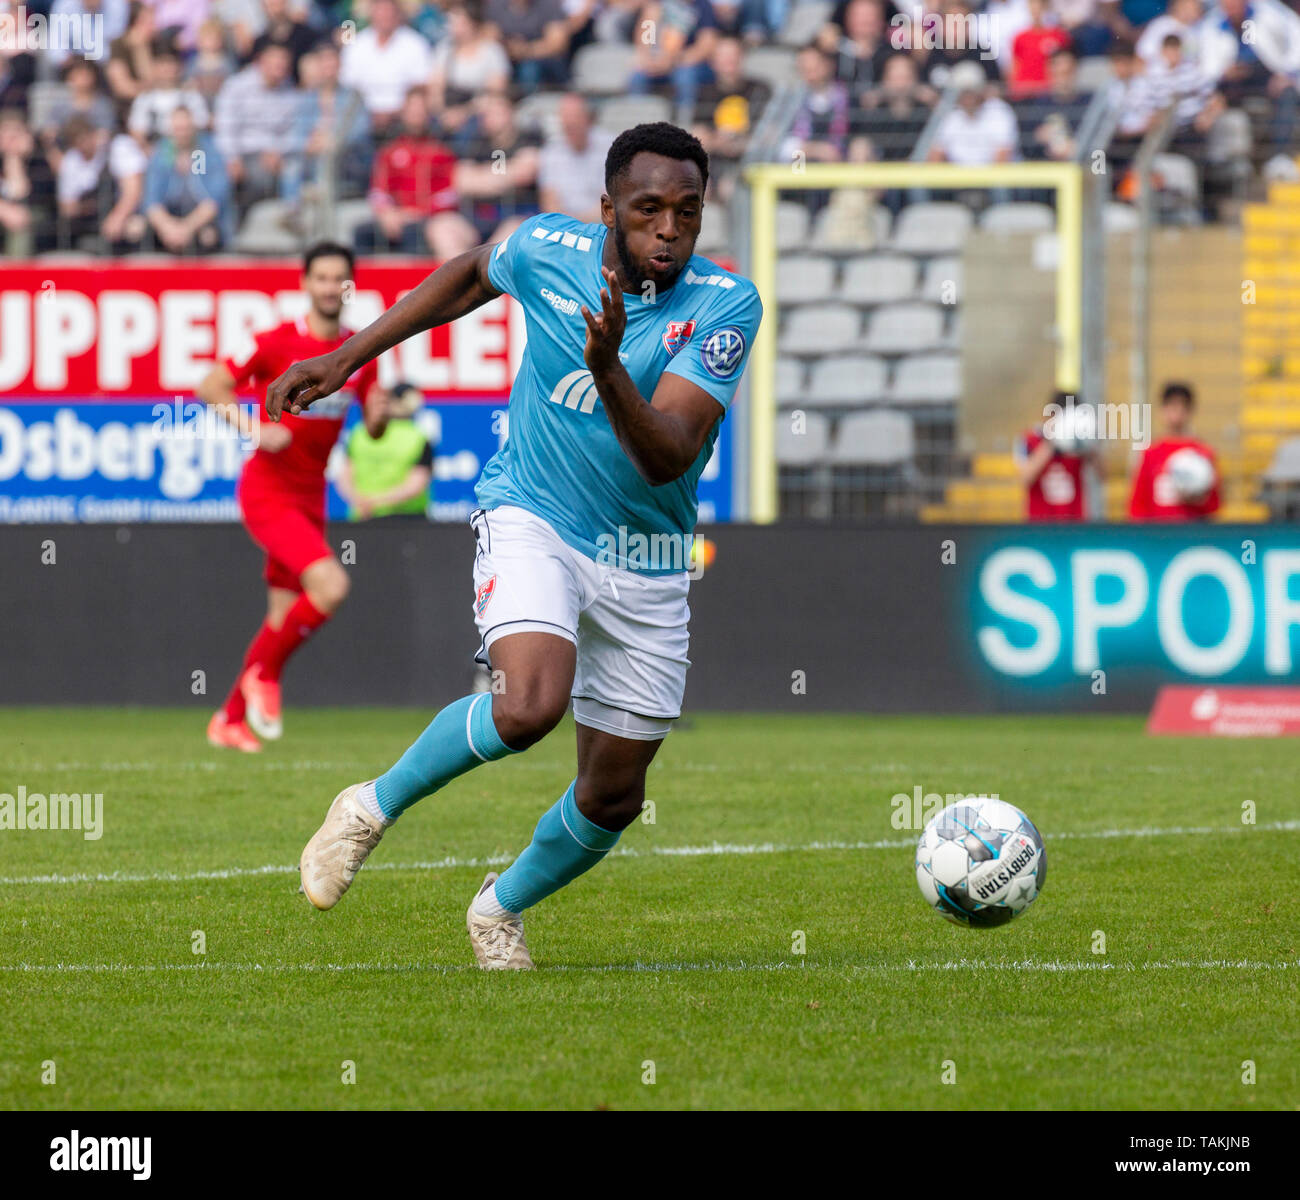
left=129, top=42, right=210, bottom=142
left=1129, top=382, right=1221, bottom=520
left=1010, top=0, right=1072, bottom=98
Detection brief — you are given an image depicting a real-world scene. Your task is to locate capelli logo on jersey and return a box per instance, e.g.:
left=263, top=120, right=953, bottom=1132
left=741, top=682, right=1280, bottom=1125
left=540, top=287, right=580, bottom=317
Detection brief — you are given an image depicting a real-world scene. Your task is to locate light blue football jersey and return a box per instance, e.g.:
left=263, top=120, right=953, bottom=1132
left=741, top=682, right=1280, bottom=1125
left=478, top=211, right=763, bottom=574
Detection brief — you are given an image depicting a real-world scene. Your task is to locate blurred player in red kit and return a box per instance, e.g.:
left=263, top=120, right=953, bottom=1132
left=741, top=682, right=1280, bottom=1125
left=1015, top=391, right=1105, bottom=521
left=197, top=242, right=386, bottom=751
left=1129, top=382, right=1220, bottom=521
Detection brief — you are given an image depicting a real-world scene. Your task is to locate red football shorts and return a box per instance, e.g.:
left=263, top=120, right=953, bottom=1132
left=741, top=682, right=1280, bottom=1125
left=238, top=485, right=332, bottom=591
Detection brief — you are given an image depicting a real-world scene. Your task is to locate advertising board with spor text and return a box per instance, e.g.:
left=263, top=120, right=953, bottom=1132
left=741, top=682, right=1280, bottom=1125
left=0, top=260, right=733, bottom=523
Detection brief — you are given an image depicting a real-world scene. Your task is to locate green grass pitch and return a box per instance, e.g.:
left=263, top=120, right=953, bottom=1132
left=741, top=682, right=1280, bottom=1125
left=0, top=708, right=1296, bottom=1110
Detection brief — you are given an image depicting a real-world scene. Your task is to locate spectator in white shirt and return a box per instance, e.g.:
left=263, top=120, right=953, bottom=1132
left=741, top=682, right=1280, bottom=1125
left=128, top=42, right=210, bottom=142
left=56, top=115, right=106, bottom=233
left=101, top=130, right=148, bottom=248
left=1136, top=0, right=1203, bottom=66
left=340, top=0, right=435, bottom=134
left=538, top=93, right=613, bottom=223
left=1200, top=0, right=1300, bottom=154
left=928, top=77, right=1018, bottom=165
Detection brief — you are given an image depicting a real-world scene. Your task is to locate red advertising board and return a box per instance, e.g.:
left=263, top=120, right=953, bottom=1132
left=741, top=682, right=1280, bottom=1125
left=0, top=259, right=522, bottom=400
left=1147, top=685, right=1300, bottom=736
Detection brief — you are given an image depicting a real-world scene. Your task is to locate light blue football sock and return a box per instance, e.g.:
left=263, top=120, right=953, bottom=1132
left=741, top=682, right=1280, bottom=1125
left=493, top=780, right=621, bottom=914
left=374, top=693, right=517, bottom=820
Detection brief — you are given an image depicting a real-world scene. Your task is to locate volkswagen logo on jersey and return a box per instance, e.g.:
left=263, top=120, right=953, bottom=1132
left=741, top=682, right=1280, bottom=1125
left=700, top=326, right=746, bottom=379
left=662, top=319, right=696, bottom=357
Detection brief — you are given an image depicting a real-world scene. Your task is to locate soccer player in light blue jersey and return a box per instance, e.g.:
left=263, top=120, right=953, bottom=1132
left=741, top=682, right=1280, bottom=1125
left=266, top=124, right=762, bottom=969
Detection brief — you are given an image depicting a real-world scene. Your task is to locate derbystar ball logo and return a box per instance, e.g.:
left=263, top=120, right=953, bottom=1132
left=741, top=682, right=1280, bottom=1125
left=475, top=575, right=496, bottom=616
left=662, top=319, right=696, bottom=357
left=968, top=835, right=1036, bottom=902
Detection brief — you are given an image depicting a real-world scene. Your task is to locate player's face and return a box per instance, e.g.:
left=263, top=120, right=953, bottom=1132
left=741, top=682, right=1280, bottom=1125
left=603, top=153, right=703, bottom=292
left=1161, top=397, right=1191, bottom=435
left=303, top=256, right=351, bottom=320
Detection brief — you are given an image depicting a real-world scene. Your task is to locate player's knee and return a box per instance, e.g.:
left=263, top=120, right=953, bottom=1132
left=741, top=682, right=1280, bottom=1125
left=303, top=560, right=350, bottom=612
left=491, top=682, right=568, bottom=751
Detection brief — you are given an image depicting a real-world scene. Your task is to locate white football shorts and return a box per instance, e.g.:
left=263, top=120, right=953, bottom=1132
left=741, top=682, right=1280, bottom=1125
left=469, top=505, right=691, bottom=739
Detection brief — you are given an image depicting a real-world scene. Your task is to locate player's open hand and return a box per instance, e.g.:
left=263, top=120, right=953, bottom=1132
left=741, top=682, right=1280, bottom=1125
left=266, top=351, right=352, bottom=421
left=581, top=266, right=627, bottom=377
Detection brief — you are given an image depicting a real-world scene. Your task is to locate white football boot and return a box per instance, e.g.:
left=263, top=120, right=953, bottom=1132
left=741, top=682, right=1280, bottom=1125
left=299, top=783, right=386, bottom=910
left=467, top=872, right=533, bottom=970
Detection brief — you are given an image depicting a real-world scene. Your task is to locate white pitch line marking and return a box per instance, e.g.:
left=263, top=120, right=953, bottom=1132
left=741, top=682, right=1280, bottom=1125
left=1, top=819, right=1297, bottom=888
left=0, top=959, right=1295, bottom=976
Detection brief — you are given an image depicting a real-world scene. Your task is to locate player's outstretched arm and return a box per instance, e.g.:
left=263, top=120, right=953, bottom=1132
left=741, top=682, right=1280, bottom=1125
left=266, top=244, right=503, bottom=421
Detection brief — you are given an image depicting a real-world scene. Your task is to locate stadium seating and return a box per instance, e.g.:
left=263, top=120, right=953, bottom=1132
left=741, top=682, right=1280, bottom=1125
left=571, top=43, right=635, bottom=95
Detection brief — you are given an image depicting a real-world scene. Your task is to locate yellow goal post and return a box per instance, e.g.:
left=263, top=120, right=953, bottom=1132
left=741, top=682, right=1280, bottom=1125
left=741, top=161, right=1086, bottom=523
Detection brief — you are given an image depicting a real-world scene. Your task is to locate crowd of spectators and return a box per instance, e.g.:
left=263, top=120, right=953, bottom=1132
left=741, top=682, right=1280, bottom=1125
left=0, top=0, right=1296, bottom=255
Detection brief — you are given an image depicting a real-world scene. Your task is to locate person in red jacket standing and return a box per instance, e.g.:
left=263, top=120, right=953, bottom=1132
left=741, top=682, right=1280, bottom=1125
left=1016, top=391, right=1105, bottom=521
left=1129, top=382, right=1220, bottom=521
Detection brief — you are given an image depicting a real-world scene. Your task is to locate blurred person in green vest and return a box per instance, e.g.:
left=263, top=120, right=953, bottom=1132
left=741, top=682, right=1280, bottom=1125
left=338, top=381, right=435, bottom=521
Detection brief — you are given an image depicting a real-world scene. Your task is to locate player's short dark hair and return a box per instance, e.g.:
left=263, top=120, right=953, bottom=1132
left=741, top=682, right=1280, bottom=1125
left=303, top=240, right=355, bottom=276
left=1161, top=381, right=1195, bottom=406
left=605, top=122, right=709, bottom=199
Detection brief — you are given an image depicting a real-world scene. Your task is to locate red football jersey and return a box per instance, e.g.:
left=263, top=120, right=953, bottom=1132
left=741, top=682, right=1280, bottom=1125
left=224, top=318, right=378, bottom=500
left=1018, top=429, right=1086, bottom=521
left=1129, top=437, right=1220, bottom=521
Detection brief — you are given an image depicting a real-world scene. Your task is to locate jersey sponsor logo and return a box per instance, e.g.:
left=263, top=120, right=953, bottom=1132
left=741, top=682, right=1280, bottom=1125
left=529, top=224, right=594, bottom=252
left=475, top=574, right=496, bottom=616
left=540, top=287, right=581, bottom=317
left=546, top=369, right=600, bottom=414
left=662, top=319, right=696, bottom=357
left=684, top=267, right=737, bottom=289
left=305, top=388, right=355, bottom=419
left=700, top=326, right=746, bottom=380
